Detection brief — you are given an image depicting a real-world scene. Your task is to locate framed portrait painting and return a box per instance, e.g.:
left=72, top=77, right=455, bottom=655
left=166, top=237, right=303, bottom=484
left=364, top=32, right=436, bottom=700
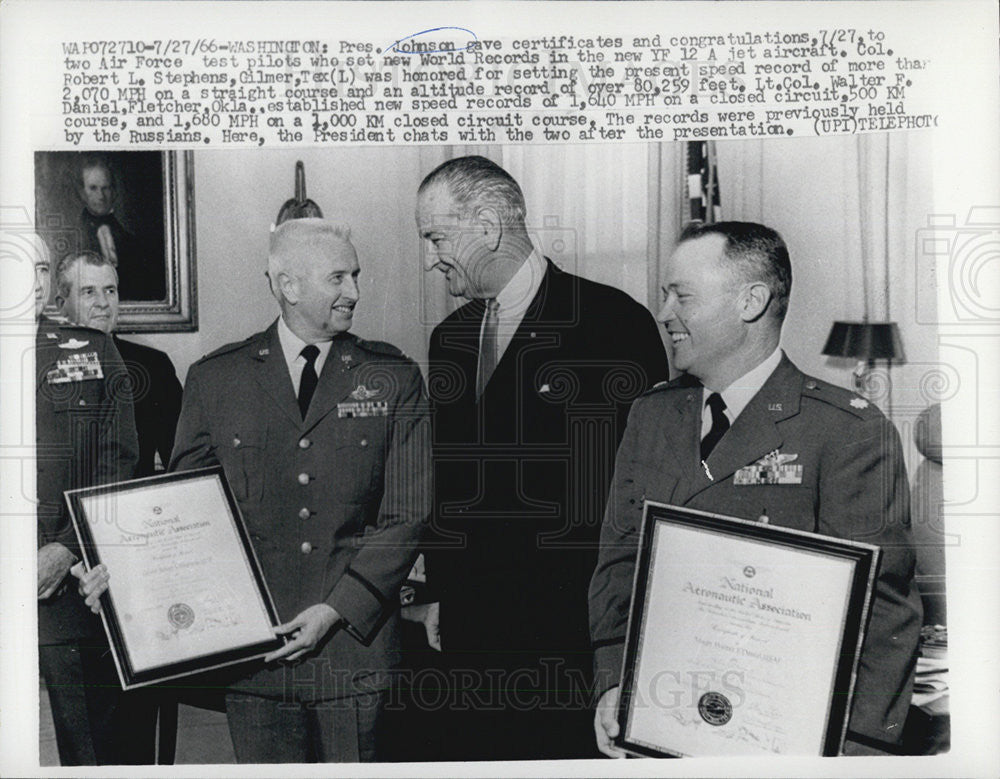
left=34, top=150, right=197, bottom=332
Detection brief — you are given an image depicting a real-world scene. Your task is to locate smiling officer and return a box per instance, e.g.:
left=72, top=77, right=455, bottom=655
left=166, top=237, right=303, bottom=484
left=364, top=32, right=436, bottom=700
left=589, top=222, right=921, bottom=757
left=166, top=218, right=430, bottom=762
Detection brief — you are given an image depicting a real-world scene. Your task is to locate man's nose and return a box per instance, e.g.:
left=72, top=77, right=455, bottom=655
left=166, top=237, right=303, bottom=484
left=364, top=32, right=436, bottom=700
left=656, top=296, right=676, bottom=325
left=342, top=275, right=360, bottom=302
left=422, top=247, right=440, bottom=272
left=94, top=290, right=109, bottom=307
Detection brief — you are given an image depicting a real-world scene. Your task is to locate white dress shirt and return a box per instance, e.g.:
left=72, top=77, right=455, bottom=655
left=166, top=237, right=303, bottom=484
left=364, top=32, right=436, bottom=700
left=277, top=315, right=333, bottom=395
left=479, top=242, right=548, bottom=366
left=701, top=347, right=783, bottom=438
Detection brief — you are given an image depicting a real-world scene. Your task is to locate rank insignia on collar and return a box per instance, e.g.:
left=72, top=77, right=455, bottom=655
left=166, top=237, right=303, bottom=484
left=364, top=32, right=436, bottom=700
left=850, top=397, right=869, bottom=409
left=258, top=348, right=269, bottom=356
left=45, top=332, right=58, bottom=339
left=341, top=354, right=353, bottom=366
left=350, top=384, right=379, bottom=401
left=59, top=338, right=89, bottom=349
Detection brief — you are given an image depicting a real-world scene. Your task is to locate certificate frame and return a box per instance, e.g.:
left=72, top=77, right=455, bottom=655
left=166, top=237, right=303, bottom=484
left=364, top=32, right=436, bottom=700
left=65, top=466, right=283, bottom=690
left=616, top=502, right=880, bottom=758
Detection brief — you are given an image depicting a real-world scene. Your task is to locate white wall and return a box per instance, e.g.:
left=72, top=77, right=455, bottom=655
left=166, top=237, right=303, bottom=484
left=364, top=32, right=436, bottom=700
left=129, top=141, right=939, bottom=476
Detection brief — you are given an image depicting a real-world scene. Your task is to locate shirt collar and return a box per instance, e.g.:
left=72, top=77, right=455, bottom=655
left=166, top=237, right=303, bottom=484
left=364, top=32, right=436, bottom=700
left=276, top=315, right=333, bottom=369
left=712, top=347, right=783, bottom=422
left=494, top=242, right=546, bottom=315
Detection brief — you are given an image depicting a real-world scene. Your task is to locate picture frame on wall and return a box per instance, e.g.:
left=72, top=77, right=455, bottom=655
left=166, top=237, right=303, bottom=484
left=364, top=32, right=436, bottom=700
left=34, top=150, right=197, bottom=332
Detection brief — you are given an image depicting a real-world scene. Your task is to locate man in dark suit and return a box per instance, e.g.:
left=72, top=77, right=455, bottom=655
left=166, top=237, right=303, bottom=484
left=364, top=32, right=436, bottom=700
left=54, top=250, right=182, bottom=475
left=33, top=236, right=152, bottom=764
left=414, top=156, right=668, bottom=760
left=164, top=219, right=429, bottom=762
left=589, top=222, right=921, bottom=757
left=75, top=157, right=164, bottom=301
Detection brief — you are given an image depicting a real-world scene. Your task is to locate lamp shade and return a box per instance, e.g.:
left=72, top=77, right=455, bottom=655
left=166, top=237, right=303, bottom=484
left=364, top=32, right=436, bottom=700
left=822, top=321, right=904, bottom=361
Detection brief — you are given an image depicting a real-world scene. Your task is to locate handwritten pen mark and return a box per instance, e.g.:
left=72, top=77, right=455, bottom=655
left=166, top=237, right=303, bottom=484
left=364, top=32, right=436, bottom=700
left=386, top=26, right=478, bottom=56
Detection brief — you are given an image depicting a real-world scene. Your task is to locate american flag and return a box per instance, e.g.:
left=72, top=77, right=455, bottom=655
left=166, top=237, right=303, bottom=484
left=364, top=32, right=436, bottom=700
left=686, top=141, right=721, bottom=224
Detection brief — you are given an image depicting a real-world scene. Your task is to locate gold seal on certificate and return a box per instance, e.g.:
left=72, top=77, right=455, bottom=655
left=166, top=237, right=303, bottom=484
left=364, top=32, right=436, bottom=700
left=65, top=467, right=283, bottom=690
left=616, top=502, right=879, bottom=757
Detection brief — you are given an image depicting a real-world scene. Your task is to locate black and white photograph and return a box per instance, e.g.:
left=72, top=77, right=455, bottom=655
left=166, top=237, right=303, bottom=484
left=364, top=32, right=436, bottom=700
left=1, top=1, right=997, bottom=777
left=34, top=150, right=197, bottom=331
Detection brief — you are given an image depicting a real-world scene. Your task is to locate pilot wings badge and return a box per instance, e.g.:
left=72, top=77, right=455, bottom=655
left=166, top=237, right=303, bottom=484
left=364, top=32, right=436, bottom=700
left=350, top=384, right=380, bottom=401
left=734, top=449, right=803, bottom=486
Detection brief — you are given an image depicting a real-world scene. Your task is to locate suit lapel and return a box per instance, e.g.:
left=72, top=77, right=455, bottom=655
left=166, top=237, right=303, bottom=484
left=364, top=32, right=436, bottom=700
left=250, top=322, right=303, bottom=428
left=685, top=356, right=802, bottom=501
left=302, top=335, right=360, bottom=430
left=487, top=260, right=560, bottom=393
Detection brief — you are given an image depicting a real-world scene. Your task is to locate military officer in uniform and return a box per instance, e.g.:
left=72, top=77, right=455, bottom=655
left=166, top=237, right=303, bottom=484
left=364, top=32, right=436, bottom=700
left=53, top=250, right=182, bottom=475
left=34, top=236, right=151, bottom=764
left=151, top=219, right=429, bottom=762
left=589, top=222, right=921, bottom=757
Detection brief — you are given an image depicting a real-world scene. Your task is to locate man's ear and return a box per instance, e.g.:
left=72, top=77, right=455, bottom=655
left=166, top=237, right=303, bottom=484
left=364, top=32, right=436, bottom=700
left=54, top=293, right=66, bottom=312
left=476, top=206, right=503, bottom=252
left=277, top=271, right=299, bottom=304
left=739, top=281, right=772, bottom=322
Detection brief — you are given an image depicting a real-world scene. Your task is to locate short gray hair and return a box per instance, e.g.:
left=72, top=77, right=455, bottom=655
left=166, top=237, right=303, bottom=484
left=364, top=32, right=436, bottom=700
left=418, top=155, right=526, bottom=224
left=266, top=218, right=353, bottom=300
left=55, top=250, right=116, bottom=298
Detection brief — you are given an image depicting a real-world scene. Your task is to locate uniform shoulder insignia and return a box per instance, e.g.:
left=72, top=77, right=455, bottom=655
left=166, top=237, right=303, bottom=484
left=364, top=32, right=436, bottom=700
left=641, top=375, right=690, bottom=397
left=354, top=336, right=406, bottom=359
left=802, top=376, right=880, bottom=419
left=198, top=332, right=262, bottom=363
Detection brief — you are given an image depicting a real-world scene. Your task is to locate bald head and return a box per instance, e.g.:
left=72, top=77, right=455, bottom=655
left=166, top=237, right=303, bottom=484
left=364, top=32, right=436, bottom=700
left=267, top=218, right=360, bottom=342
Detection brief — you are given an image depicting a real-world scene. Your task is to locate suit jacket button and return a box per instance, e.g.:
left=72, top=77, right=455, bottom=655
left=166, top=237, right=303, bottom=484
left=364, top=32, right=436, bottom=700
left=298, top=507, right=311, bottom=520
left=300, top=541, right=313, bottom=554
left=298, top=472, right=310, bottom=485
left=299, top=438, right=311, bottom=449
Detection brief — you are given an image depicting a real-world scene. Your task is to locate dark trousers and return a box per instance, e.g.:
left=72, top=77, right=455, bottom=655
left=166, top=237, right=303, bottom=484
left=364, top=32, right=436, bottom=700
left=385, top=646, right=602, bottom=762
left=39, top=641, right=158, bottom=765
left=225, top=691, right=383, bottom=763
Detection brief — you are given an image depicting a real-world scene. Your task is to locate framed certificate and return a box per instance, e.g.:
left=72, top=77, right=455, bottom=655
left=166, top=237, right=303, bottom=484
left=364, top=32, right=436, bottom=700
left=65, top=467, right=283, bottom=690
left=617, top=502, right=880, bottom=757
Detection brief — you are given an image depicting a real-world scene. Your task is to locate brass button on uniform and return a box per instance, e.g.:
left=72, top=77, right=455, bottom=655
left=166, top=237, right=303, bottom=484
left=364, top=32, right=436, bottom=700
left=298, top=507, right=311, bottom=520
left=78, top=399, right=87, bottom=406
left=359, top=438, right=368, bottom=448
left=298, top=472, right=310, bottom=485
left=299, top=438, right=311, bottom=449
left=233, top=436, right=241, bottom=447
left=300, top=541, right=313, bottom=554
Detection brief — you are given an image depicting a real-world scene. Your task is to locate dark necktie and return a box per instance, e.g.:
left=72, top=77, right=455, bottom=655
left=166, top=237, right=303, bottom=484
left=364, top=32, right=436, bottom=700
left=298, top=344, right=320, bottom=418
left=477, top=298, right=500, bottom=399
left=700, top=392, right=730, bottom=460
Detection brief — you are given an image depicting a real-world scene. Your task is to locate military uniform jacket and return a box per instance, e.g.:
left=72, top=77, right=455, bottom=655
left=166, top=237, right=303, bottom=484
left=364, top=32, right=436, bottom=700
left=169, top=321, right=430, bottom=701
left=589, top=355, right=921, bottom=752
left=36, top=317, right=139, bottom=643
left=426, top=261, right=668, bottom=661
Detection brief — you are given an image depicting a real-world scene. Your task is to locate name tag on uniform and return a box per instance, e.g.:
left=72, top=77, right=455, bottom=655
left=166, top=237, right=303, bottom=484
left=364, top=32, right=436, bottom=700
left=46, top=351, right=103, bottom=384
left=734, top=450, right=803, bottom=485
left=337, top=400, right=389, bottom=418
